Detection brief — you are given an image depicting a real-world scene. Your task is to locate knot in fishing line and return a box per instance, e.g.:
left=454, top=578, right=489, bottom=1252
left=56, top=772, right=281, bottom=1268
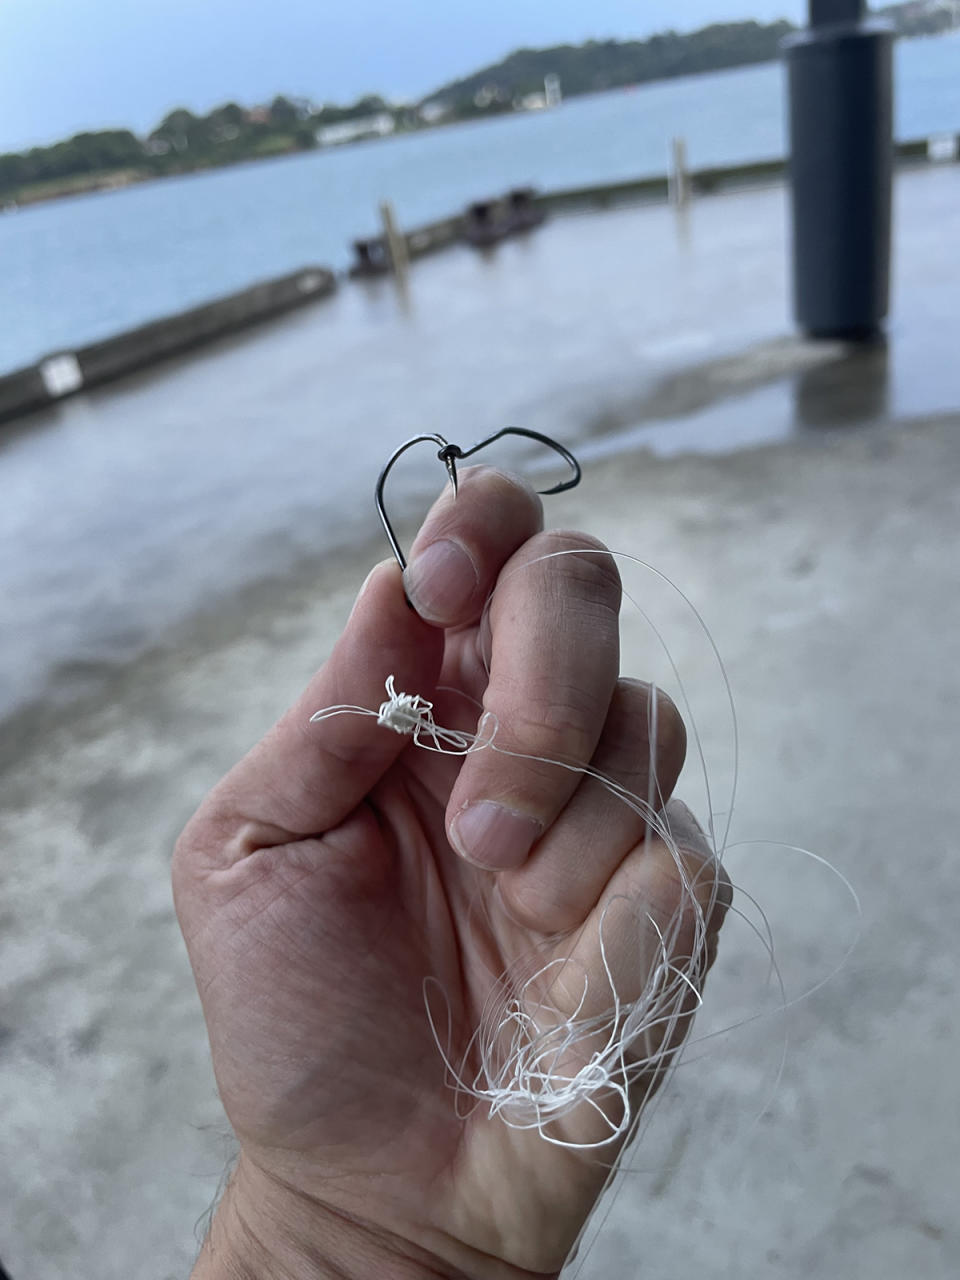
left=310, top=676, right=493, bottom=754
left=377, top=675, right=437, bottom=736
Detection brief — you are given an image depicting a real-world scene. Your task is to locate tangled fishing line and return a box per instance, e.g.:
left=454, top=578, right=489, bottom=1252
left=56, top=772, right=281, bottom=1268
left=313, top=668, right=712, bottom=1149
left=308, top=546, right=861, bottom=1166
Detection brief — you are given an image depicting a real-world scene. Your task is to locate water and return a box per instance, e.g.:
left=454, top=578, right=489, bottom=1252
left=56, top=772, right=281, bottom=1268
left=2, top=162, right=959, bottom=724
left=2, top=32, right=959, bottom=375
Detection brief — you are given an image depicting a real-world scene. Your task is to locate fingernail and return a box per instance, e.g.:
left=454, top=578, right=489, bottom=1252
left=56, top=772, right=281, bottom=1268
left=450, top=802, right=542, bottom=870
left=405, top=539, right=478, bottom=622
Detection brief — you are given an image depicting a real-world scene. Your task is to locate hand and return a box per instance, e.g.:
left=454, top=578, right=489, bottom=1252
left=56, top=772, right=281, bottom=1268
left=174, top=467, right=729, bottom=1280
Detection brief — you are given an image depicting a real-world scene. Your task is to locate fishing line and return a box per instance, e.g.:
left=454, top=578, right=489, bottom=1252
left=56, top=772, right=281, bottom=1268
left=310, top=547, right=859, bottom=1171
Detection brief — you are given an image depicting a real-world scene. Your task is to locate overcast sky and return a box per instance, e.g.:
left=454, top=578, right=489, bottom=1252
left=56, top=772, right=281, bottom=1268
left=0, top=0, right=806, bottom=152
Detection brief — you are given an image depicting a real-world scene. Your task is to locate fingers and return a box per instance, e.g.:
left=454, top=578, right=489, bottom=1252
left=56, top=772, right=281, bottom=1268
left=601, top=799, right=732, bottom=969
left=447, top=531, right=622, bottom=871
left=179, top=467, right=543, bottom=862
left=557, top=799, right=730, bottom=1028
left=520, top=800, right=728, bottom=1150
left=663, top=799, right=733, bottom=956
left=497, top=680, right=687, bottom=933
left=404, top=467, right=543, bottom=625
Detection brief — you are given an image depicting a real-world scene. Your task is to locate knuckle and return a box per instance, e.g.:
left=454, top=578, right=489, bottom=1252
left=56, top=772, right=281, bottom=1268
left=690, top=858, right=733, bottom=929
left=498, top=872, right=582, bottom=934
left=646, top=685, right=687, bottom=773
left=712, top=863, right=734, bottom=921
left=503, top=676, right=603, bottom=755
left=601, top=682, right=686, bottom=794
left=528, top=530, right=622, bottom=607
left=171, top=799, right=238, bottom=882
left=497, top=873, right=543, bottom=930
left=170, top=827, right=198, bottom=907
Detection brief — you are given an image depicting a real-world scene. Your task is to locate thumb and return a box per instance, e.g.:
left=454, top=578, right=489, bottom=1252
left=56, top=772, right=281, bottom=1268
left=183, top=560, right=443, bottom=864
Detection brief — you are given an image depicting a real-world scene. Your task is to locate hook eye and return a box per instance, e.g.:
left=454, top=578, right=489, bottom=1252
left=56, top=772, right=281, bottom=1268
left=375, top=427, right=582, bottom=571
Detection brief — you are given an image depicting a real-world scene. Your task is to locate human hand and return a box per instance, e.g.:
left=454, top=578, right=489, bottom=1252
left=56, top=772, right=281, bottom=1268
left=174, top=467, right=729, bottom=1280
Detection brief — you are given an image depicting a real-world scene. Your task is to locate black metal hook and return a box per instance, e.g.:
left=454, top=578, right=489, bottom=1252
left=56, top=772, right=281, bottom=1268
left=375, top=427, right=582, bottom=570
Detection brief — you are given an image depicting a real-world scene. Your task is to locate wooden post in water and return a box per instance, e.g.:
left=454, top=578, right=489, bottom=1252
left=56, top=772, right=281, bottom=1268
left=379, top=200, right=409, bottom=285
left=669, top=137, right=689, bottom=207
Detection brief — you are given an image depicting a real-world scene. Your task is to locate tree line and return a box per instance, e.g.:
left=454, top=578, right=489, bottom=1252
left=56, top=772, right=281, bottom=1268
left=429, top=6, right=957, bottom=117
left=0, top=95, right=394, bottom=199
left=2, top=6, right=956, bottom=202
left=431, top=21, right=794, bottom=116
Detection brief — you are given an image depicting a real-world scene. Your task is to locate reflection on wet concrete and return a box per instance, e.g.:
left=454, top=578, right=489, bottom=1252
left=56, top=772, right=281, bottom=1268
left=793, top=339, right=890, bottom=430
left=578, top=337, right=843, bottom=438
left=0, top=166, right=957, bottom=720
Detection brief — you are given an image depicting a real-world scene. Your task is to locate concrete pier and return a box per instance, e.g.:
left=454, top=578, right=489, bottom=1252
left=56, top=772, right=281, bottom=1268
left=3, top=136, right=956, bottom=429
left=0, top=266, right=336, bottom=424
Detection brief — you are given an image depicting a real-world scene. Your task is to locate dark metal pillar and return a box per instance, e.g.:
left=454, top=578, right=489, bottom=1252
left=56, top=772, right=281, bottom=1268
left=784, top=0, right=894, bottom=338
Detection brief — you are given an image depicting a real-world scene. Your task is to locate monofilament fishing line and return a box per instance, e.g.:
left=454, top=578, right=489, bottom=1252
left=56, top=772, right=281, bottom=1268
left=311, top=547, right=859, bottom=1165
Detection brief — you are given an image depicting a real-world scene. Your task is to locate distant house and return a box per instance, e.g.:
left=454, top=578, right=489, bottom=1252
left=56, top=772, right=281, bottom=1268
left=418, top=101, right=450, bottom=124
left=473, top=84, right=508, bottom=109
left=316, top=113, right=396, bottom=146
left=516, top=75, right=563, bottom=113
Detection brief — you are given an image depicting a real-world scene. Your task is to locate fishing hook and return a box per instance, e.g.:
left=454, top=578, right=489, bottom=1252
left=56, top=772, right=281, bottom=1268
left=375, top=427, right=582, bottom=570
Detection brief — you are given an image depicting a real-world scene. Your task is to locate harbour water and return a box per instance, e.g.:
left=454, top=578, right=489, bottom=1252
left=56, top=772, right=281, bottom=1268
left=2, top=31, right=959, bottom=375
left=2, top=164, right=959, bottom=723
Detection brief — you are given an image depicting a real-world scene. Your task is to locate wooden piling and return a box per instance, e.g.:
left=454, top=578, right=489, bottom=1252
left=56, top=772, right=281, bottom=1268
left=379, top=200, right=409, bottom=284
left=669, top=137, right=689, bottom=207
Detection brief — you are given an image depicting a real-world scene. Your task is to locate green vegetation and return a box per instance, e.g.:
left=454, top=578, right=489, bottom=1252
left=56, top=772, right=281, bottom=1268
left=430, top=21, right=794, bottom=118
left=0, top=5, right=955, bottom=207
left=0, top=94, right=393, bottom=205
left=428, top=5, right=958, bottom=120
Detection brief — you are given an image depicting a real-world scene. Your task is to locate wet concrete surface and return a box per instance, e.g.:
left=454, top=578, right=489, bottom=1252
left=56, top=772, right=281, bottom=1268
left=2, top=411, right=959, bottom=1279
left=1, top=166, right=959, bottom=1279
left=1, top=165, right=958, bottom=723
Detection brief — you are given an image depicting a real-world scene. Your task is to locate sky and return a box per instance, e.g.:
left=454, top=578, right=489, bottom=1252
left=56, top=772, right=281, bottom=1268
left=0, top=0, right=806, bottom=153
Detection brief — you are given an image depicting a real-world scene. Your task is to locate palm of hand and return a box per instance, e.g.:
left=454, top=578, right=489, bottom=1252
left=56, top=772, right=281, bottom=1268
left=179, top=636, right=694, bottom=1276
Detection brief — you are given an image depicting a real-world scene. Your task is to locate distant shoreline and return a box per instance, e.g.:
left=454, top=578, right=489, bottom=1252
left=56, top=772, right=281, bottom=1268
left=6, top=14, right=956, bottom=214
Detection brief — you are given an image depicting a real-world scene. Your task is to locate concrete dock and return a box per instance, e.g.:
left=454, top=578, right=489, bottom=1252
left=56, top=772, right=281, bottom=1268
left=1, top=165, right=958, bottom=1278
left=3, top=136, right=954, bottom=426
left=0, top=266, right=336, bottom=424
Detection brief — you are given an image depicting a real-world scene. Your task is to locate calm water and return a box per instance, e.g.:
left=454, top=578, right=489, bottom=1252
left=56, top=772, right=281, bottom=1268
left=1, top=162, right=959, bottom=722
left=2, top=32, right=959, bottom=375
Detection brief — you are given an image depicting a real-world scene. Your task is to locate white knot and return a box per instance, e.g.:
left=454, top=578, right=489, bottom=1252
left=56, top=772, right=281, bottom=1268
left=377, top=675, right=436, bottom=736
left=310, top=676, right=497, bottom=756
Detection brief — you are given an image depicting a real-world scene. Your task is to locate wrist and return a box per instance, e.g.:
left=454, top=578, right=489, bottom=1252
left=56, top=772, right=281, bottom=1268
left=192, top=1155, right=557, bottom=1280
left=192, top=1156, right=438, bottom=1280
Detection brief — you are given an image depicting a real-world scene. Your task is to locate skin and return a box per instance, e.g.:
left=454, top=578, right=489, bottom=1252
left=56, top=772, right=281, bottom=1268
left=174, top=467, right=729, bottom=1280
